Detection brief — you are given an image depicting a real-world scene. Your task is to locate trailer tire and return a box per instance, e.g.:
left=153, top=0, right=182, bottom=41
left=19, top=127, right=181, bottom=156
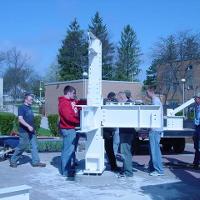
left=172, top=138, right=185, bottom=153
left=162, top=143, right=172, bottom=152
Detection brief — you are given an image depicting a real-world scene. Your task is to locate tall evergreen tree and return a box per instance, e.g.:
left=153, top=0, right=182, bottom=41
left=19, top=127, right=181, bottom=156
left=88, top=12, right=115, bottom=80
left=143, top=60, right=157, bottom=86
left=57, top=19, right=88, bottom=81
left=115, top=25, right=141, bottom=81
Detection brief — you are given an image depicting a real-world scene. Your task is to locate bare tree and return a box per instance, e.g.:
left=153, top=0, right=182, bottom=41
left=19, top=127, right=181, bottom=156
left=152, top=31, right=200, bottom=104
left=45, top=61, right=60, bottom=82
left=3, top=47, right=33, bottom=103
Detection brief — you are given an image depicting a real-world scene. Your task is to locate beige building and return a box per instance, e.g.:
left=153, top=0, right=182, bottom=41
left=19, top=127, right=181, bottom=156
left=45, top=79, right=143, bottom=115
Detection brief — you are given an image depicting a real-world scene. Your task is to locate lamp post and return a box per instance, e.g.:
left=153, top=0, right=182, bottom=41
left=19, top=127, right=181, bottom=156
left=181, top=78, right=186, bottom=117
left=82, top=72, right=88, bottom=99
left=39, top=80, right=43, bottom=102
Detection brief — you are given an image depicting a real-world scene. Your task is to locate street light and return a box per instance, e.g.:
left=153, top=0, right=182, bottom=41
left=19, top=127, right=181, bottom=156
left=82, top=72, right=88, bottom=99
left=39, top=80, right=43, bottom=102
left=181, top=78, right=186, bottom=117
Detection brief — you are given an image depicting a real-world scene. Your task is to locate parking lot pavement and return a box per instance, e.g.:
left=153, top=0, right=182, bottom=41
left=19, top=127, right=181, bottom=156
left=0, top=143, right=199, bottom=200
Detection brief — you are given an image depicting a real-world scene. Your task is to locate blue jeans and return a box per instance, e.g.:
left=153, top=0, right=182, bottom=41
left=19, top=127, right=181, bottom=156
left=148, top=131, right=164, bottom=174
left=193, top=125, right=200, bottom=165
left=120, top=132, right=134, bottom=177
left=60, top=129, right=76, bottom=176
left=11, top=132, right=40, bottom=165
left=113, top=129, right=120, bottom=156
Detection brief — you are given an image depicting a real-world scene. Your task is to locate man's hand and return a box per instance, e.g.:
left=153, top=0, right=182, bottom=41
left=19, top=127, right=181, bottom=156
left=27, top=125, right=34, bottom=132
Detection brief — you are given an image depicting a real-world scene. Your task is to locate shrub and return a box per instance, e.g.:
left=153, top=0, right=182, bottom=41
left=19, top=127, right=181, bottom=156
left=34, top=115, right=42, bottom=133
left=47, top=114, right=59, bottom=136
left=187, top=111, right=194, bottom=120
left=0, top=112, right=16, bottom=135
left=175, top=111, right=183, bottom=116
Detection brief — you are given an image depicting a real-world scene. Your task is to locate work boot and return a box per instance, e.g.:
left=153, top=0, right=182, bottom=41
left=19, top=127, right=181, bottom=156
left=10, top=162, right=17, bottom=168
left=32, top=162, right=46, bottom=167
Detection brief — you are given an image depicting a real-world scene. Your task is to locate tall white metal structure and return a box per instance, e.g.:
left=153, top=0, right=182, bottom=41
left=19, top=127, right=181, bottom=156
left=79, top=33, right=163, bottom=174
left=79, top=32, right=105, bottom=173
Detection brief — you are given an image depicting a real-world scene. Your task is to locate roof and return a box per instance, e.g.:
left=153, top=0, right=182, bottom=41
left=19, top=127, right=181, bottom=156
left=45, top=79, right=143, bottom=86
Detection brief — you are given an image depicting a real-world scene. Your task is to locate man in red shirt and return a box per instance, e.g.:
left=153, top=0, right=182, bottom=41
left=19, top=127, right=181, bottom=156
left=58, top=85, right=80, bottom=179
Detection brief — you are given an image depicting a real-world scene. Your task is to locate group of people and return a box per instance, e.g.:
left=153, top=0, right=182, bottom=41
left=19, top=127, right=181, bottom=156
left=103, top=87, right=164, bottom=177
left=9, top=85, right=200, bottom=180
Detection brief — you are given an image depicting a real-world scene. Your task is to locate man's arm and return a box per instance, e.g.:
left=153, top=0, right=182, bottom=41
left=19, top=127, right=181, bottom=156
left=18, top=116, right=34, bottom=132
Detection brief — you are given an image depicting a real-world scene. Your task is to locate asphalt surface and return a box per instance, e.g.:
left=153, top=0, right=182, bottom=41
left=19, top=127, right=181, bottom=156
left=0, top=143, right=199, bottom=200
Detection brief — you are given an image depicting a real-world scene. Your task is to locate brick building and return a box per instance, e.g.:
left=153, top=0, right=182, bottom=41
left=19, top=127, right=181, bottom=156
left=45, top=79, right=143, bottom=115
left=157, top=59, right=200, bottom=104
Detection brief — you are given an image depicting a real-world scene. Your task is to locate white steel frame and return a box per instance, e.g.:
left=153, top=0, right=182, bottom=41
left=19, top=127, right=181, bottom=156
left=78, top=33, right=163, bottom=174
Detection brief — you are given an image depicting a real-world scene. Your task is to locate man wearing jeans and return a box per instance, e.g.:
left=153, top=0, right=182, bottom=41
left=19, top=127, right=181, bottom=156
left=146, top=86, right=164, bottom=176
left=10, top=93, right=46, bottom=168
left=58, top=86, right=80, bottom=179
left=193, top=92, right=200, bottom=169
left=117, top=91, right=135, bottom=178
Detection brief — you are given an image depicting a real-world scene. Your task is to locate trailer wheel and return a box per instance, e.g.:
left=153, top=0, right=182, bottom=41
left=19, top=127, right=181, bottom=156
left=172, top=138, right=185, bottom=153
left=161, top=139, right=172, bottom=153
left=162, top=143, right=172, bottom=152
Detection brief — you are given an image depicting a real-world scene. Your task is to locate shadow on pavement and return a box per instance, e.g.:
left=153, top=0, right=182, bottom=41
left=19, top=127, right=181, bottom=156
left=141, top=157, right=200, bottom=200
left=18, top=155, right=32, bottom=165
left=50, top=156, right=85, bottom=175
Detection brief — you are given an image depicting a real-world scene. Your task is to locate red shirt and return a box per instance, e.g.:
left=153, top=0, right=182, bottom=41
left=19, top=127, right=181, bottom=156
left=58, top=96, right=80, bottom=129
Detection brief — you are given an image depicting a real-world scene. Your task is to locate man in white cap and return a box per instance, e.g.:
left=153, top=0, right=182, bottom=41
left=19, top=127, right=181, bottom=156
left=193, top=92, right=200, bottom=169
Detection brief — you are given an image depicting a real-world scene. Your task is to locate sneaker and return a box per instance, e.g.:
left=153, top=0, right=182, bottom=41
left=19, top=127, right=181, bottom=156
left=111, top=166, right=121, bottom=173
left=149, top=171, right=164, bottom=176
left=32, top=162, right=46, bottom=167
left=118, top=172, right=126, bottom=178
left=10, top=162, right=17, bottom=168
left=117, top=172, right=133, bottom=178
left=66, top=172, right=76, bottom=181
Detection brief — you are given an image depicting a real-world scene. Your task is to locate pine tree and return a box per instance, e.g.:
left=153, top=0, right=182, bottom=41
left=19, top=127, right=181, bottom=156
left=88, top=12, right=115, bottom=80
left=143, top=61, right=157, bottom=86
left=115, top=25, right=141, bottom=81
left=57, top=19, right=88, bottom=81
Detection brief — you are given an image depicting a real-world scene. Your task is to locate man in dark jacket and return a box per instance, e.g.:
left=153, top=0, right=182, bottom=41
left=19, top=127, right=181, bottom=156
left=117, top=91, right=135, bottom=177
left=103, top=92, right=119, bottom=172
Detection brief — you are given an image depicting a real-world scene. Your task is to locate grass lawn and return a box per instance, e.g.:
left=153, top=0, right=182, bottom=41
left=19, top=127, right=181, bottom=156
left=37, top=127, right=52, bottom=137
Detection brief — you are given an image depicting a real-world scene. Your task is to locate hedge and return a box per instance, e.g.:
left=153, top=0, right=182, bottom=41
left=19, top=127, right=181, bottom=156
left=34, top=115, right=42, bottom=133
left=0, top=112, right=42, bottom=135
left=47, top=114, right=59, bottom=136
left=0, top=112, right=16, bottom=135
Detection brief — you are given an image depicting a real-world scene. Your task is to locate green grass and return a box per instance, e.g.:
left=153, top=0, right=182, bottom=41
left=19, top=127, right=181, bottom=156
left=37, top=127, right=53, bottom=137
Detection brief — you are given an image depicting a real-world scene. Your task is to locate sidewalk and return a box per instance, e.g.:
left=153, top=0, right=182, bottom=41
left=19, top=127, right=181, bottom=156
left=0, top=144, right=199, bottom=200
